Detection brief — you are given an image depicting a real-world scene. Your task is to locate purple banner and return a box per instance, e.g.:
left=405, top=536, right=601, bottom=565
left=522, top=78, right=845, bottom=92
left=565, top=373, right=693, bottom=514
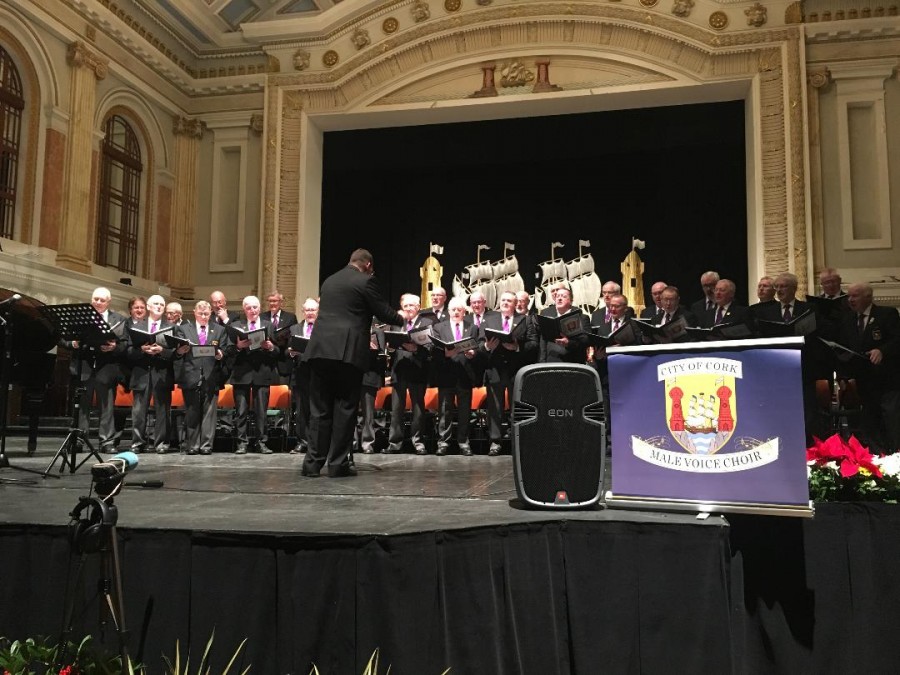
left=608, top=340, right=809, bottom=508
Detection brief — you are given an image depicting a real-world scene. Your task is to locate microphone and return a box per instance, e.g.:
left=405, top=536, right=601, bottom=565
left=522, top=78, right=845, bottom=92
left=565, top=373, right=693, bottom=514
left=91, top=451, right=139, bottom=480
left=0, top=293, right=21, bottom=309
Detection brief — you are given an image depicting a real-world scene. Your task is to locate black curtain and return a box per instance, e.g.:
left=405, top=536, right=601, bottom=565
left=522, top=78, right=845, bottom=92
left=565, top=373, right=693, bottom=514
left=321, top=101, right=748, bottom=308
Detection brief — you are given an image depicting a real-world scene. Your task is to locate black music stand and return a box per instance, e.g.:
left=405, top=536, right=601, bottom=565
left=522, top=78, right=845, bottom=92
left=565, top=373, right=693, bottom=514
left=0, top=300, right=45, bottom=482
left=39, top=304, right=112, bottom=476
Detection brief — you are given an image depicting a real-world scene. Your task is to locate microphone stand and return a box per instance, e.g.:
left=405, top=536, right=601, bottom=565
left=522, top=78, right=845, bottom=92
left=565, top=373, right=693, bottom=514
left=0, top=309, right=44, bottom=482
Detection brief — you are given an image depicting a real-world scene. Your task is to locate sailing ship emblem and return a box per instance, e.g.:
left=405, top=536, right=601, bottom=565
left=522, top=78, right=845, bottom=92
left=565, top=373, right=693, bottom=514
left=661, top=357, right=741, bottom=455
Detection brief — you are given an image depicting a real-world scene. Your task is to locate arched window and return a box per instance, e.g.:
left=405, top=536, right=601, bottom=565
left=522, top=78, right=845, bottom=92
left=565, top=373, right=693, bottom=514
left=96, top=114, right=142, bottom=274
left=0, top=46, right=24, bottom=240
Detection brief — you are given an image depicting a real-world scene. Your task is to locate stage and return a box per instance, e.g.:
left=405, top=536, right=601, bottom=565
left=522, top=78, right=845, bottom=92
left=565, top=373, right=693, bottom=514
left=1, top=439, right=899, bottom=674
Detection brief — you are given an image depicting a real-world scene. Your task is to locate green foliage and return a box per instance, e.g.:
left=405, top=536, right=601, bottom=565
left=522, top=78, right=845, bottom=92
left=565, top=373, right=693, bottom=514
left=161, top=630, right=249, bottom=675
left=309, top=648, right=450, bottom=675
left=0, top=635, right=136, bottom=675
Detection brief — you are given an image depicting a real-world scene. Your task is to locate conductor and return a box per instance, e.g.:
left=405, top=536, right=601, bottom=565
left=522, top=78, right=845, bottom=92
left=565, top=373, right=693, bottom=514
left=301, top=249, right=405, bottom=478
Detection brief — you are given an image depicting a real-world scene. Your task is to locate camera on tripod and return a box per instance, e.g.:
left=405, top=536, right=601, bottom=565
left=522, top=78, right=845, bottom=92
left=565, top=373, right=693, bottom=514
left=89, top=452, right=138, bottom=498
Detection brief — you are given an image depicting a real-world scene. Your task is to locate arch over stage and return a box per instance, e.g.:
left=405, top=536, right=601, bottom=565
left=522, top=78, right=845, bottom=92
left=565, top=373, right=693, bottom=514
left=258, top=6, right=809, bottom=304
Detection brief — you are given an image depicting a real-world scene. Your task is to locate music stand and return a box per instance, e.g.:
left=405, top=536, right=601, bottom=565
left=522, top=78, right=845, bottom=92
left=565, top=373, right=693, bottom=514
left=39, top=304, right=112, bottom=476
left=0, top=299, right=45, bottom=482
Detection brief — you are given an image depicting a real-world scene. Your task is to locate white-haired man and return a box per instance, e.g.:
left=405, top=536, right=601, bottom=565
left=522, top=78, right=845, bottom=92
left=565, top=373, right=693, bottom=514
left=227, top=295, right=279, bottom=454
left=126, top=294, right=176, bottom=454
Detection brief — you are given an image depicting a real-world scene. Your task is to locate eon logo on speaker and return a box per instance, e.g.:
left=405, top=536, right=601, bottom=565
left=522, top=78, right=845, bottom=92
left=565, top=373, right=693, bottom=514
left=547, top=409, right=574, bottom=418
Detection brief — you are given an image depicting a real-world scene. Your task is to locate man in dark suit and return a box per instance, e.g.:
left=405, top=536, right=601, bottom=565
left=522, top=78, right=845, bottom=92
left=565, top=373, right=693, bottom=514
left=60, top=287, right=127, bottom=453
left=358, top=323, right=389, bottom=454
left=698, top=279, right=752, bottom=328
left=755, top=272, right=820, bottom=438
left=468, top=290, right=495, bottom=329
left=420, top=287, right=448, bottom=323
left=126, top=294, right=176, bottom=454
left=432, top=297, right=480, bottom=455
left=656, top=286, right=697, bottom=328
left=302, top=249, right=405, bottom=477
left=386, top=293, right=434, bottom=455
left=286, top=297, right=318, bottom=453
left=539, top=286, right=590, bottom=364
left=593, top=281, right=636, bottom=325
left=641, top=281, right=668, bottom=321
left=174, top=300, right=229, bottom=455
left=226, top=295, right=280, bottom=454
left=262, top=290, right=298, bottom=385
left=818, top=268, right=846, bottom=299
left=750, top=276, right=778, bottom=318
left=165, top=302, right=186, bottom=326
left=837, top=283, right=900, bottom=451
left=690, top=270, right=720, bottom=317
left=210, top=290, right=241, bottom=326
left=482, top=291, right=538, bottom=456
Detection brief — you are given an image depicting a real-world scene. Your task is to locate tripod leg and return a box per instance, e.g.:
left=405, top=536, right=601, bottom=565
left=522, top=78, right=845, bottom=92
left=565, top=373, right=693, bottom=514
left=104, top=525, right=130, bottom=667
left=56, top=553, right=88, bottom=670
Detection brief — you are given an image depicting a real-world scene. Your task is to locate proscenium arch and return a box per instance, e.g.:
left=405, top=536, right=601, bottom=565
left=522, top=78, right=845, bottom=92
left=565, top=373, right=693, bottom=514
left=261, top=9, right=809, bottom=306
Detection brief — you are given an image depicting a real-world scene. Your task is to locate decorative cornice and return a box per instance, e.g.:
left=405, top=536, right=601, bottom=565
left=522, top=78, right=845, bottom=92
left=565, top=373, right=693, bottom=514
left=67, top=41, right=109, bottom=80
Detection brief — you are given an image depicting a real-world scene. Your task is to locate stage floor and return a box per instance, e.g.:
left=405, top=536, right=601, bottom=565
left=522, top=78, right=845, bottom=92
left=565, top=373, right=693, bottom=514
left=0, top=438, right=712, bottom=535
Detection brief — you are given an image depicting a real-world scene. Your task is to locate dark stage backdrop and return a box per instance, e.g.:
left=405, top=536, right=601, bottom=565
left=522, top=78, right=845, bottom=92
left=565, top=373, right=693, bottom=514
left=321, top=100, right=748, bottom=309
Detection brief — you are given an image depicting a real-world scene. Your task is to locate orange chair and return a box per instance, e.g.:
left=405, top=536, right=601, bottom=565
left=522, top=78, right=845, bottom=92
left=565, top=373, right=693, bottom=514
left=114, top=384, right=134, bottom=408
left=218, top=384, right=235, bottom=408
left=269, top=384, right=292, bottom=409
left=375, top=386, right=391, bottom=410
left=471, top=387, right=487, bottom=409
left=424, top=387, right=440, bottom=411
left=170, top=385, right=185, bottom=409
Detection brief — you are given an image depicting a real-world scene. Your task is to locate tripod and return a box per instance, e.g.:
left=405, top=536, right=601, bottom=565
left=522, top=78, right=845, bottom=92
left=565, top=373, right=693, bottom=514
left=58, top=494, right=130, bottom=670
left=0, top=304, right=45, bottom=483
left=39, top=304, right=115, bottom=476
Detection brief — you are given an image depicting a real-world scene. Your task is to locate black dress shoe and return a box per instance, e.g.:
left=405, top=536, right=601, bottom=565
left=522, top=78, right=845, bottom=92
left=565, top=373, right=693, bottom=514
left=436, top=444, right=448, bottom=456
left=187, top=449, right=198, bottom=455
left=200, top=449, right=212, bottom=455
left=327, top=466, right=358, bottom=478
left=415, top=446, right=427, bottom=456
left=261, top=447, right=273, bottom=455
left=301, top=466, right=321, bottom=477
left=459, top=444, right=472, bottom=456
left=489, top=443, right=502, bottom=456
left=363, top=447, right=375, bottom=454
left=235, top=445, right=247, bottom=455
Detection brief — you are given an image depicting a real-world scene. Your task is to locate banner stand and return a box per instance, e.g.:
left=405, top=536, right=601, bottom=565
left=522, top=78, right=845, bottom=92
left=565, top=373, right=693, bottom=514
left=605, top=337, right=814, bottom=518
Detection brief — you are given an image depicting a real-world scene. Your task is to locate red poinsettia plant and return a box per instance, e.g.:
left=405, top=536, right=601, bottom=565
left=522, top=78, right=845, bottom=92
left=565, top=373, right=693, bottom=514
left=807, top=434, right=900, bottom=502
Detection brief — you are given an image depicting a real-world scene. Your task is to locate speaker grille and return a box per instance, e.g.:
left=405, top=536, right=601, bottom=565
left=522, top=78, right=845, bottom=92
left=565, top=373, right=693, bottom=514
left=512, top=364, right=606, bottom=507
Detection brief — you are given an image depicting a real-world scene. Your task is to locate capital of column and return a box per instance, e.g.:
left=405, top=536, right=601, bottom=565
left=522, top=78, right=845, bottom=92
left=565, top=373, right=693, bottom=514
left=173, top=116, right=205, bottom=140
left=67, top=41, right=108, bottom=80
left=807, top=67, right=831, bottom=90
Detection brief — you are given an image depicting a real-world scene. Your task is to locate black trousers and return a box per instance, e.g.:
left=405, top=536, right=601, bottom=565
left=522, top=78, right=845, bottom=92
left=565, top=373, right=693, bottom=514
left=233, top=384, right=269, bottom=448
left=437, top=385, right=473, bottom=445
left=183, top=383, right=219, bottom=453
left=131, top=376, right=172, bottom=451
left=305, top=359, right=363, bottom=472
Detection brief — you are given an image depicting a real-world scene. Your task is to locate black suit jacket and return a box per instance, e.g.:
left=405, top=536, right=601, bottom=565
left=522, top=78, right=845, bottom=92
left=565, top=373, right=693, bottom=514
left=304, top=265, right=405, bottom=372
left=836, top=304, right=900, bottom=388
left=432, top=320, right=480, bottom=387
left=226, top=319, right=280, bottom=386
left=481, top=312, right=538, bottom=384
left=654, top=307, right=698, bottom=328
left=698, top=304, right=753, bottom=329
left=640, top=305, right=664, bottom=321
left=261, top=310, right=298, bottom=330
left=539, top=307, right=590, bottom=364
left=690, top=297, right=716, bottom=318
left=63, top=310, right=128, bottom=384
left=753, top=300, right=810, bottom=325
left=174, top=322, right=229, bottom=389
left=389, top=314, right=434, bottom=384
left=125, top=318, right=176, bottom=391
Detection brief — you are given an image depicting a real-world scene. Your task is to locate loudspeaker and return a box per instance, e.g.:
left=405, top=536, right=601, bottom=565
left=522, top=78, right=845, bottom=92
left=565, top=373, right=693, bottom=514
left=512, top=363, right=606, bottom=508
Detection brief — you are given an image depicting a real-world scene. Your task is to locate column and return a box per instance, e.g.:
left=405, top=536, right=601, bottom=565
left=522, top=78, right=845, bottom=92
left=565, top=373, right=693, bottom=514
left=56, top=41, right=107, bottom=274
left=170, top=116, right=204, bottom=299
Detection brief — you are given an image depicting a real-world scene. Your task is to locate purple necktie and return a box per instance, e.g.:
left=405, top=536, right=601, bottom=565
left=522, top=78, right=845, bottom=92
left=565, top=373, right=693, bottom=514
left=605, top=312, right=611, bottom=323
left=407, top=321, right=413, bottom=331
left=150, top=321, right=158, bottom=333
left=475, top=315, right=481, bottom=327
left=858, top=314, right=866, bottom=334
left=663, top=313, right=672, bottom=325
left=306, top=323, right=312, bottom=337
left=455, top=323, right=462, bottom=340
left=272, top=314, right=279, bottom=328
left=198, top=325, right=207, bottom=345
left=250, top=321, right=256, bottom=330
left=782, top=306, right=792, bottom=323
left=503, top=317, right=510, bottom=333
left=715, top=307, right=724, bottom=325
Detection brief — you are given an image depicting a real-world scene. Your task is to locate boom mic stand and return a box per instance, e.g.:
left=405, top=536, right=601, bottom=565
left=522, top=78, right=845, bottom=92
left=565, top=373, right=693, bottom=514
left=0, top=304, right=45, bottom=482
left=40, top=304, right=112, bottom=476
